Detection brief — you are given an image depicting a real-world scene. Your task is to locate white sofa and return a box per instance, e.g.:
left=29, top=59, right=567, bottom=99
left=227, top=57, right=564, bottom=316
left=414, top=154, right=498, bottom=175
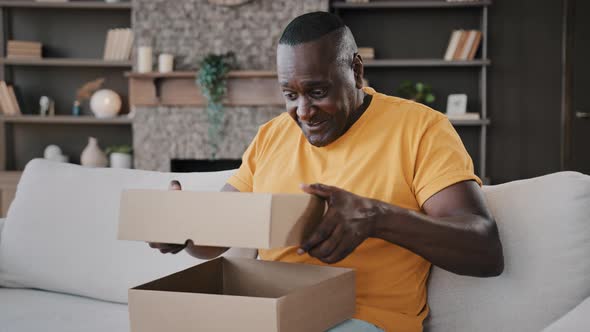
left=0, top=159, right=589, bottom=332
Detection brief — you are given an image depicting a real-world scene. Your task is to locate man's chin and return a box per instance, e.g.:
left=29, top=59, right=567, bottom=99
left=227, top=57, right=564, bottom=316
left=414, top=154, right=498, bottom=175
left=304, top=133, right=334, bottom=147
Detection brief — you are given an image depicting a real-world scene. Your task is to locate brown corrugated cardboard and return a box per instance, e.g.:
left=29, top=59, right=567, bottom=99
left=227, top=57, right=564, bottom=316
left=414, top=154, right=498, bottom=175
left=128, top=257, right=355, bottom=332
left=118, top=190, right=325, bottom=249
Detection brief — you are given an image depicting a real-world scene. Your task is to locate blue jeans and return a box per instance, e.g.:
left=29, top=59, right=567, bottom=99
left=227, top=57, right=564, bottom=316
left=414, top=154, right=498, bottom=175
left=327, top=319, right=384, bottom=331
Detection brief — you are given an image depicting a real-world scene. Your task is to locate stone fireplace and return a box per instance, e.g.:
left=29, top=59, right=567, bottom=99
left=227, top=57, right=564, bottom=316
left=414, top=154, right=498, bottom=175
left=130, top=0, right=328, bottom=172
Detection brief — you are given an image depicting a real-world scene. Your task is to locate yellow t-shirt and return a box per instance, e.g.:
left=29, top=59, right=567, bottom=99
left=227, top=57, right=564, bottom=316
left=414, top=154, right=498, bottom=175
left=227, top=87, right=481, bottom=332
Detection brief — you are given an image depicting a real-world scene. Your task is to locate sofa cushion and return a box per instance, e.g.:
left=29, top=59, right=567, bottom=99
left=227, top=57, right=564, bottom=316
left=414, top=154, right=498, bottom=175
left=0, top=159, right=256, bottom=303
left=542, top=296, right=590, bottom=332
left=0, top=288, right=128, bottom=332
left=425, top=171, right=590, bottom=332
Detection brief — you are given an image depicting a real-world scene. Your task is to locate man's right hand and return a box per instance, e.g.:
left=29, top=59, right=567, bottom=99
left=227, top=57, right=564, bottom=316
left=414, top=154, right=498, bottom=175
left=147, top=180, right=187, bottom=255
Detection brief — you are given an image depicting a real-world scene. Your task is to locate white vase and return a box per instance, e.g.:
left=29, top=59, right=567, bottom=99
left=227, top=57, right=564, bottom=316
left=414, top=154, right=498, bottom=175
left=80, top=137, right=108, bottom=167
left=90, top=89, right=122, bottom=118
left=110, top=152, right=133, bottom=169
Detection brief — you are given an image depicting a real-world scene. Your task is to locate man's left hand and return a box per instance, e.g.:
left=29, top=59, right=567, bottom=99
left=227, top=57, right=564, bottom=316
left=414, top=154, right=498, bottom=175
left=298, top=183, right=378, bottom=264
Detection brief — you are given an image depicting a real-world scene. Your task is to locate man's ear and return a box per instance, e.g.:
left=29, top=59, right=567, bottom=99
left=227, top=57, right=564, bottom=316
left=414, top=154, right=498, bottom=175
left=352, top=53, right=364, bottom=89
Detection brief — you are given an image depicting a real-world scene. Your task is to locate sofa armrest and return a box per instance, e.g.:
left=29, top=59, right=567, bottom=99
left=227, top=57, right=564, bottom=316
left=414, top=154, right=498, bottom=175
left=0, top=218, right=5, bottom=239
left=542, top=297, right=590, bottom=332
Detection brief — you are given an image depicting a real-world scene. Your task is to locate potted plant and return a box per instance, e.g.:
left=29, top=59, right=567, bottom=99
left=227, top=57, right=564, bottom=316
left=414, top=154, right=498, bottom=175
left=396, top=80, right=436, bottom=105
left=196, top=52, right=237, bottom=159
left=106, top=144, right=133, bottom=169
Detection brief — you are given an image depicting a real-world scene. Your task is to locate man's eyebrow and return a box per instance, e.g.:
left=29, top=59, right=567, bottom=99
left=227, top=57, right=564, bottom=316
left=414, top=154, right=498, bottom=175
left=280, top=80, right=330, bottom=88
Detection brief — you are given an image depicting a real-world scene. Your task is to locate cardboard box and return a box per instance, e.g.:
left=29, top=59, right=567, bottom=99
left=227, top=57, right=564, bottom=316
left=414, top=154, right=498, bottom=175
left=119, top=191, right=356, bottom=331
left=128, top=257, right=356, bottom=332
left=118, top=190, right=325, bottom=249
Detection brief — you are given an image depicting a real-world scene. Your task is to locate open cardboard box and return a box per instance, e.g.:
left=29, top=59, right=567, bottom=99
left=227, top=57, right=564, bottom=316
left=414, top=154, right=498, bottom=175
left=118, top=190, right=326, bottom=249
left=118, top=191, right=356, bottom=331
left=129, top=257, right=355, bottom=332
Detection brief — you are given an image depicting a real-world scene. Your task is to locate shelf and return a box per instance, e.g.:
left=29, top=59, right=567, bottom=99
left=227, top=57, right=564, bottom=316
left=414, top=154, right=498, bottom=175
left=0, top=115, right=132, bottom=125
left=363, top=59, right=490, bottom=67
left=448, top=118, right=490, bottom=126
left=125, top=70, right=278, bottom=79
left=0, top=57, right=132, bottom=67
left=0, top=1, right=132, bottom=9
left=332, top=0, right=491, bottom=9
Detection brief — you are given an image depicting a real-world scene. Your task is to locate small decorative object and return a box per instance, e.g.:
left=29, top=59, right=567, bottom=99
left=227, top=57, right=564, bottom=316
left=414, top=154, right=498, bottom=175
left=75, top=77, right=105, bottom=116
left=72, top=100, right=81, bottom=116
left=208, top=0, right=252, bottom=6
left=80, top=137, right=108, bottom=168
left=39, top=96, right=50, bottom=116
left=396, top=80, right=436, bottom=105
left=137, top=46, right=153, bottom=73
left=106, top=144, right=133, bottom=169
left=196, top=52, right=236, bottom=159
left=158, top=53, right=174, bottom=73
left=90, top=89, right=122, bottom=118
left=39, top=96, right=56, bottom=116
left=446, top=94, right=468, bottom=116
left=43, top=144, right=69, bottom=163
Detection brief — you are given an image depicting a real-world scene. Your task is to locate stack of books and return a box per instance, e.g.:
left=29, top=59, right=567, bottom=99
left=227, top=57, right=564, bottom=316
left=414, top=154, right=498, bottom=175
left=443, top=30, right=482, bottom=61
left=7, top=40, right=42, bottom=59
left=0, top=81, right=21, bottom=116
left=358, top=47, right=375, bottom=60
left=103, top=28, right=134, bottom=61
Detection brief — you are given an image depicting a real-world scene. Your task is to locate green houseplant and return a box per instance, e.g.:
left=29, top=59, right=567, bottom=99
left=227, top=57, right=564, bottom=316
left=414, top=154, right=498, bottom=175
left=396, top=80, right=436, bottom=105
left=196, top=52, right=237, bottom=159
left=105, top=144, right=133, bottom=169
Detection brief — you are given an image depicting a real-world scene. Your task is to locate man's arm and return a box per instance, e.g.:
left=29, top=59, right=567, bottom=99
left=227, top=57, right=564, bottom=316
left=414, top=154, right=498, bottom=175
left=300, top=180, right=504, bottom=277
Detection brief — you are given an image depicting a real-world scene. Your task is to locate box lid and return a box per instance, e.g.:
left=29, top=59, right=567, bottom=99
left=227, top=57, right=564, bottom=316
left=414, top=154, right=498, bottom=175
left=118, top=190, right=325, bottom=249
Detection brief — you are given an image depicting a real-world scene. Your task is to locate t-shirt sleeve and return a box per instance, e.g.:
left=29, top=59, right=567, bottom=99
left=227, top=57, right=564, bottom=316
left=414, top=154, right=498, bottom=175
left=412, top=117, right=483, bottom=208
left=226, top=131, right=260, bottom=193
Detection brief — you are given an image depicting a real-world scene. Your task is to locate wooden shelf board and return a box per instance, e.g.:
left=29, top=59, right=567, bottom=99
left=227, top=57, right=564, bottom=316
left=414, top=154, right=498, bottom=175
left=0, top=115, right=132, bottom=125
left=125, top=70, right=278, bottom=79
left=332, top=0, right=492, bottom=9
left=449, top=118, right=491, bottom=126
left=0, top=1, right=132, bottom=9
left=0, top=57, right=132, bottom=67
left=363, top=59, right=491, bottom=67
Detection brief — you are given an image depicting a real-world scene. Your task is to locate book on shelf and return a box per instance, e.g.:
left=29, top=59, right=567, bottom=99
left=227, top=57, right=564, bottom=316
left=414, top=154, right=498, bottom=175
left=443, top=30, right=482, bottom=61
left=7, top=40, right=42, bottom=59
left=103, top=28, right=133, bottom=61
left=445, top=112, right=481, bottom=120
left=0, top=81, right=21, bottom=116
left=358, top=47, right=375, bottom=60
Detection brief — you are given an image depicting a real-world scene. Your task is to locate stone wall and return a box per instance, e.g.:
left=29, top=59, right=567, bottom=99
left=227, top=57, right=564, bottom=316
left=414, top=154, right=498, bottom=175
left=132, top=0, right=327, bottom=171
left=133, top=106, right=284, bottom=172
left=133, top=0, right=329, bottom=70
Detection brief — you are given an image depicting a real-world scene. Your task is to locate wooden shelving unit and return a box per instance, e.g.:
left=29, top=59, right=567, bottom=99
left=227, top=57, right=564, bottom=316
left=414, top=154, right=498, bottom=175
left=332, top=0, right=491, bottom=9
left=0, top=57, right=132, bottom=67
left=332, top=0, right=492, bottom=180
left=0, top=1, right=132, bottom=10
left=0, top=1, right=133, bottom=171
left=0, top=115, right=132, bottom=125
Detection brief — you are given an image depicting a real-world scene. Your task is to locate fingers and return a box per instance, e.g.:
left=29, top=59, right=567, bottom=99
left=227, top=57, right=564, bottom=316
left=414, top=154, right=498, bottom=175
left=169, top=180, right=182, bottom=190
left=148, top=242, right=185, bottom=254
left=308, top=223, right=344, bottom=260
left=298, top=208, right=339, bottom=254
left=320, top=235, right=357, bottom=264
left=300, top=183, right=338, bottom=199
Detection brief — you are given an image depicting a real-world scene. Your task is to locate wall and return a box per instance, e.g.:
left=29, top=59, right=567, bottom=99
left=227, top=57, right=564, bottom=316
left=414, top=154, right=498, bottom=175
left=133, top=0, right=329, bottom=70
left=487, top=0, right=564, bottom=183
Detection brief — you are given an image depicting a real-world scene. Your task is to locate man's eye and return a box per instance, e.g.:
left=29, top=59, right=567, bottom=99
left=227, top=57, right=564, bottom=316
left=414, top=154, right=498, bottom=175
left=310, top=89, right=327, bottom=98
left=283, top=92, right=298, bottom=101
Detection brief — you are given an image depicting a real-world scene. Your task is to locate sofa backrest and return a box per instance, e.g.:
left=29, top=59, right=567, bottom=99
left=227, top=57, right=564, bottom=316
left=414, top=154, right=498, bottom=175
left=425, top=171, right=590, bottom=332
left=0, top=159, right=256, bottom=303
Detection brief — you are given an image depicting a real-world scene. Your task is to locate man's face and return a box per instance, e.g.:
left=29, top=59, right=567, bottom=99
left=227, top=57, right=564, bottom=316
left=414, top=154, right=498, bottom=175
left=277, top=39, right=360, bottom=147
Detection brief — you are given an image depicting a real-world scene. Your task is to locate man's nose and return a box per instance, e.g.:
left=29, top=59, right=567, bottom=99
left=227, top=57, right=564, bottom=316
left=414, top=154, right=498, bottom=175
left=296, top=97, right=314, bottom=122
